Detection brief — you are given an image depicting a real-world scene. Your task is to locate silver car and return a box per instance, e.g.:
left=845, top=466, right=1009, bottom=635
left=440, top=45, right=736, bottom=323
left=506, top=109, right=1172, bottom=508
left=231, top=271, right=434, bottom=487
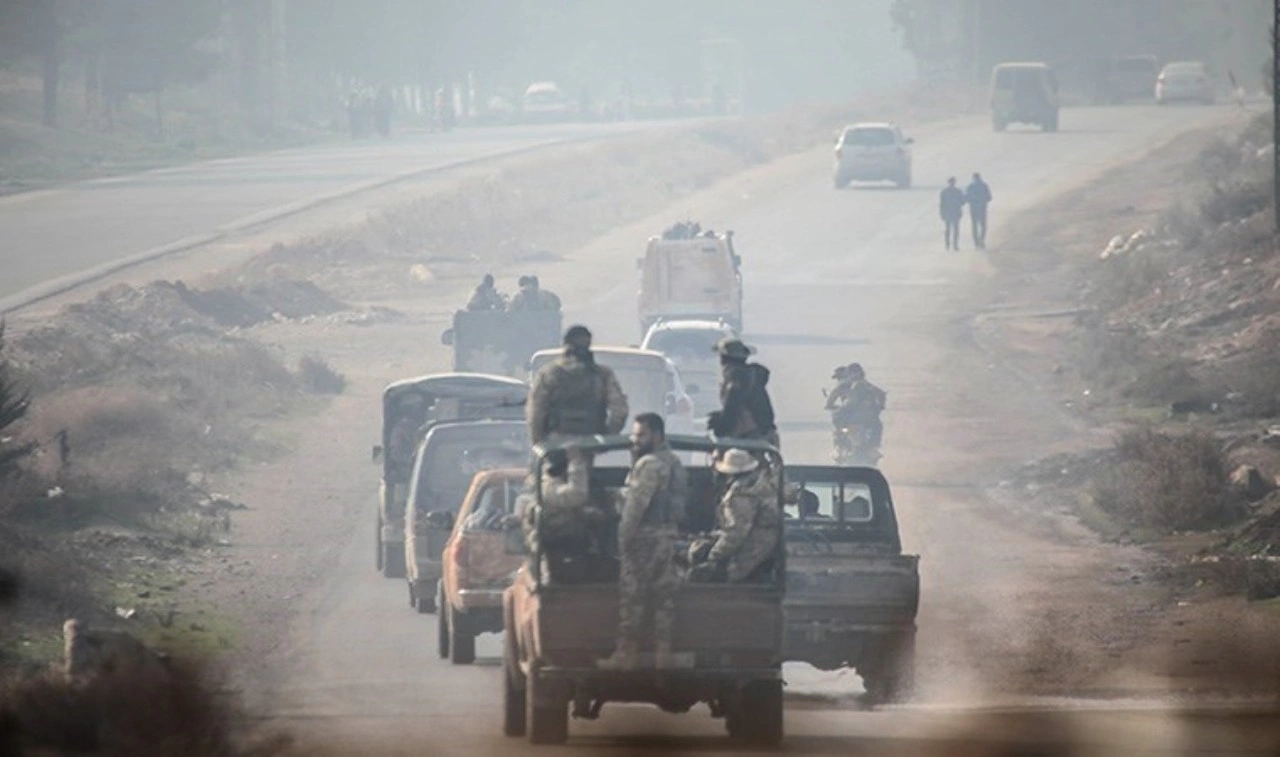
left=833, top=122, right=913, bottom=189
left=1156, top=61, right=1214, bottom=104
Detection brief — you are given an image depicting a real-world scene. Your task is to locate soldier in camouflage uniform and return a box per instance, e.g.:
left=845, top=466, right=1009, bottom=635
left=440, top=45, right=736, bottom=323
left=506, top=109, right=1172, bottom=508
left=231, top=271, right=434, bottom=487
left=527, top=325, right=629, bottom=446
left=599, top=413, right=688, bottom=670
left=524, top=446, right=591, bottom=555
left=692, top=448, right=780, bottom=582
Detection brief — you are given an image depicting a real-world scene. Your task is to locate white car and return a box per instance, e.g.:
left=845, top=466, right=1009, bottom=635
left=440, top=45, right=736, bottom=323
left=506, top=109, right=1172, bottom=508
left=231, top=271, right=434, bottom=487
left=1156, top=61, right=1214, bottom=104
left=528, top=346, right=696, bottom=436
left=833, top=122, right=913, bottom=189
left=640, top=319, right=736, bottom=418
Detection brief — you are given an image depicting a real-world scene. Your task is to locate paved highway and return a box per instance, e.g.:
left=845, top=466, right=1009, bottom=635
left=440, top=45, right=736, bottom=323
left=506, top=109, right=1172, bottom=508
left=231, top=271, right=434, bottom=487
left=0, top=121, right=667, bottom=310
left=237, top=104, right=1272, bottom=755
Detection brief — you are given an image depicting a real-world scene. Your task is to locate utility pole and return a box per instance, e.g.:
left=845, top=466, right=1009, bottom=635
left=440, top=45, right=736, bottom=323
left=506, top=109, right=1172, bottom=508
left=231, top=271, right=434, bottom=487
left=1273, top=0, right=1278, bottom=229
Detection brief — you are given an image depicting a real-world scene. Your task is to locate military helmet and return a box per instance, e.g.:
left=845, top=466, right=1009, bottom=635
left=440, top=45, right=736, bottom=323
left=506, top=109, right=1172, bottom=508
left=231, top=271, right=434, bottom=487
left=832, top=365, right=848, bottom=380
left=713, top=337, right=754, bottom=360
left=713, top=448, right=760, bottom=475
left=846, top=362, right=865, bottom=379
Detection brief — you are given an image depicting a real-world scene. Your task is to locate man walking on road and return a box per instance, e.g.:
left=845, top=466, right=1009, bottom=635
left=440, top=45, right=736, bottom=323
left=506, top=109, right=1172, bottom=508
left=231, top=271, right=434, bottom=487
left=965, top=172, right=993, bottom=249
left=939, top=177, right=966, bottom=251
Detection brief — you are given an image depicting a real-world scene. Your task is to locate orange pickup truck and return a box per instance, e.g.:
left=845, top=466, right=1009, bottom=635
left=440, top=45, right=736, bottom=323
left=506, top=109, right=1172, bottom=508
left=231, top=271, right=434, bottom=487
left=436, top=467, right=527, bottom=665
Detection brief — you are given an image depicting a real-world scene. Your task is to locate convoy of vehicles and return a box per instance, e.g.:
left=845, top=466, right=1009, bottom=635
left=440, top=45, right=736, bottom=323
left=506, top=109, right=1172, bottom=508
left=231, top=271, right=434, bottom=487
left=367, top=208, right=931, bottom=746
left=403, top=420, right=528, bottom=613
left=636, top=230, right=743, bottom=335
left=504, top=435, right=787, bottom=746
left=437, top=467, right=528, bottom=664
left=782, top=466, right=919, bottom=703
left=989, top=61, right=1060, bottom=132
left=832, top=122, right=914, bottom=189
left=374, top=374, right=527, bottom=579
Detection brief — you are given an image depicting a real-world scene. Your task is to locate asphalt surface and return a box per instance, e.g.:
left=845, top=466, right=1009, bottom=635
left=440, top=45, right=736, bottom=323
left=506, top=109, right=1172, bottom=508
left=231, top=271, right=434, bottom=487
left=0, top=121, right=665, bottom=311
left=242, top=104, right=1277, bottom=755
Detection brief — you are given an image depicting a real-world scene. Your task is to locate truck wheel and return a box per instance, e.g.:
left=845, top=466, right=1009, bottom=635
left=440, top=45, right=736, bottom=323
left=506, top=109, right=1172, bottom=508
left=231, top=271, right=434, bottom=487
left=415, top=588, right=435, bottom=614
left=739, top=680, right=783, bottom=746
left=526, top=674, right=568, bottom=745
left=503, top=602, right=526, bottom=737
left=448, top=605, right=476, bottom=665
left=865, top=630, right=917, bottom=705
left=436, top=591, right=450, bottom=660
left=380, top=542, right=405, bottom=579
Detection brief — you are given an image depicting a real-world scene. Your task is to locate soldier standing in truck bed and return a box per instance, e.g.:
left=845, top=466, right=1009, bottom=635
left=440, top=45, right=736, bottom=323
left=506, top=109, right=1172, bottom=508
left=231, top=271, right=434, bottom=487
left=527, top=325, right=629, bottom=446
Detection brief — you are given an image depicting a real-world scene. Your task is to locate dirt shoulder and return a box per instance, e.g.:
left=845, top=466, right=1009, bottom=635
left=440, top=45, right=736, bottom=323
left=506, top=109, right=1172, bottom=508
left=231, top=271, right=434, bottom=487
left=972, top=119, right=1280, bottom=696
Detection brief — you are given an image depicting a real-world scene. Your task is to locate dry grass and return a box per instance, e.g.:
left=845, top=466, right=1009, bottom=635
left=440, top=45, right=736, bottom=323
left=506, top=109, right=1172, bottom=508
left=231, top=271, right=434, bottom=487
left=0, top=660, right=293, bottom=756
left=295, top=355, right=346, bottom=395
left=1090, top=427, right=1243, bottom=532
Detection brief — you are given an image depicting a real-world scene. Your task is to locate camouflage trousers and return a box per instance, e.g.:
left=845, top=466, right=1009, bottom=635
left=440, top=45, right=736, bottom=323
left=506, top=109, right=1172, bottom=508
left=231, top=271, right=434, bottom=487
left=618, top=529, right=680, bottom=649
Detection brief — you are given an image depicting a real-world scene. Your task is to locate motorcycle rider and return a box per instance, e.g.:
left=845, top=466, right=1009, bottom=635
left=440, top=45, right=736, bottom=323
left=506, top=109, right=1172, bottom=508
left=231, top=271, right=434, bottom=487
left=825, top=362, right=886, bottom=452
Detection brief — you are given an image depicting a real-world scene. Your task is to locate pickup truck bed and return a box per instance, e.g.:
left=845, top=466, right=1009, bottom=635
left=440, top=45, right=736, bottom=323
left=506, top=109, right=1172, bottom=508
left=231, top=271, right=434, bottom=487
left=504, top=569, right=784, bottom=745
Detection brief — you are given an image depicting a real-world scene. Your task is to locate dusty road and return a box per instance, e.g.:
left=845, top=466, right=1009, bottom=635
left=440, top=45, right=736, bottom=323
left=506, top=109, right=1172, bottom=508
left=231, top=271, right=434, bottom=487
left=0, top=120, right=671, bottom=311
left=200, top=104, right=1273, bottom=755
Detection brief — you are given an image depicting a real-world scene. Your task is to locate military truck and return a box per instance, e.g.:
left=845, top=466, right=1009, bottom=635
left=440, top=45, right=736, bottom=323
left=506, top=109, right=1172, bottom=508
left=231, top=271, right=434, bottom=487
left=404, top=420, right=528, bottom=613
left=502, top=434, right=785, bottom=746
left=782, top=465, right=919, bottom=704
left=636, top=229, right=743, bottom=336
left=373, top=373, right=527, bottom=579
left=442, top=309, right=562, bottom=377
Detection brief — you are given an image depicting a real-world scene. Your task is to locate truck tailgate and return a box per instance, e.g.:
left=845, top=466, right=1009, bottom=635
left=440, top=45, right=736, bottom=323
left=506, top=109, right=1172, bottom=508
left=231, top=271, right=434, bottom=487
left=785, top=552, right=919, bottom=628
left=531, top=583, right=782, bottom=669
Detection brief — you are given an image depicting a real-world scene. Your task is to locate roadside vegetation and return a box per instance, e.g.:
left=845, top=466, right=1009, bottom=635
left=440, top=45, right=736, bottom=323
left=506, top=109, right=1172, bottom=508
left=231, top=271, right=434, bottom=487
left=994, top=113, right=1280, bottom=604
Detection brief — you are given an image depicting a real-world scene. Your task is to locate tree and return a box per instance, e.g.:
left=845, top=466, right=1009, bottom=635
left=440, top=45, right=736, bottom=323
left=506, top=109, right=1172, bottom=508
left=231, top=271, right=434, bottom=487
left=0, top=322, right=33, bottom=479
left=83, top=0, right=221, bottom=138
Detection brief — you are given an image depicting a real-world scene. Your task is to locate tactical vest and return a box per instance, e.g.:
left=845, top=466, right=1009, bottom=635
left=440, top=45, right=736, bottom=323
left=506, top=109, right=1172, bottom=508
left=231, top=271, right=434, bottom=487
left=640, top=450, right=687, bottom=528
left=546, top=360, right=608, bottom=436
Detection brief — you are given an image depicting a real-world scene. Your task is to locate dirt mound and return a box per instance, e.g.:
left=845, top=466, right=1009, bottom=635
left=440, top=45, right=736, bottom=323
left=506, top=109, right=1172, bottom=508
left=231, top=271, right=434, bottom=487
left=175, top=279, right=346, bottom=328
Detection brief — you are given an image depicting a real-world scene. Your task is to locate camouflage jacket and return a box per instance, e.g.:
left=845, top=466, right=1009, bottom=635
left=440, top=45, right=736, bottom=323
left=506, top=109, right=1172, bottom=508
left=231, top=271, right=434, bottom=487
left=619, top=443, right=687, bottom=548
left=527, top=350, right=629, bottom=445
left=708, top=467, right=781, bottom=581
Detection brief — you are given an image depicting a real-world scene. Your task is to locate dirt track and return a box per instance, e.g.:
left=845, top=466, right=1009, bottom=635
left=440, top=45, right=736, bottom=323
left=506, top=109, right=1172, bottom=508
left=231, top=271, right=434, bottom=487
left=13, top=103, right=1275, bottom=754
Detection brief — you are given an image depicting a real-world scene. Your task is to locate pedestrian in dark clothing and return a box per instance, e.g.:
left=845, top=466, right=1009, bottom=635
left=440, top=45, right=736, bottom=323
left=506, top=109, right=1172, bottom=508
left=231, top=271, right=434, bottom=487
left=939, top=177, right=966, bottom=250
left=965, top=172, right=992, bottom=249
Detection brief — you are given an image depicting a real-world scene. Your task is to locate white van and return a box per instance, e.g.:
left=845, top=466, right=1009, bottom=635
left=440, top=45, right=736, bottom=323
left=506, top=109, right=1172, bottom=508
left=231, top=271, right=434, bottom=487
left=636, top=232, right=742, bottom=336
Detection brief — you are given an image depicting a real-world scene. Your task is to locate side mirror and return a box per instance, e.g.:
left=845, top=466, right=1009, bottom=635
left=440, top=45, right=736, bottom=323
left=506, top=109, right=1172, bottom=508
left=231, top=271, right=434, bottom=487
left=441, top=329, right=455, bottom=346
left=685, top=383, right=700, bottom=396
left=371, top=445, right=384, bottom=463
left=425, top=510, right=455, bottom=530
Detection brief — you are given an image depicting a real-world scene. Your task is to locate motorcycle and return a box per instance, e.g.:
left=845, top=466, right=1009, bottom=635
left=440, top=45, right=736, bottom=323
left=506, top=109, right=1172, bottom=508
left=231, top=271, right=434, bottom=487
left=831, top=421, right=881, bottom=467
left=823, top=388, right=882, bottom=467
